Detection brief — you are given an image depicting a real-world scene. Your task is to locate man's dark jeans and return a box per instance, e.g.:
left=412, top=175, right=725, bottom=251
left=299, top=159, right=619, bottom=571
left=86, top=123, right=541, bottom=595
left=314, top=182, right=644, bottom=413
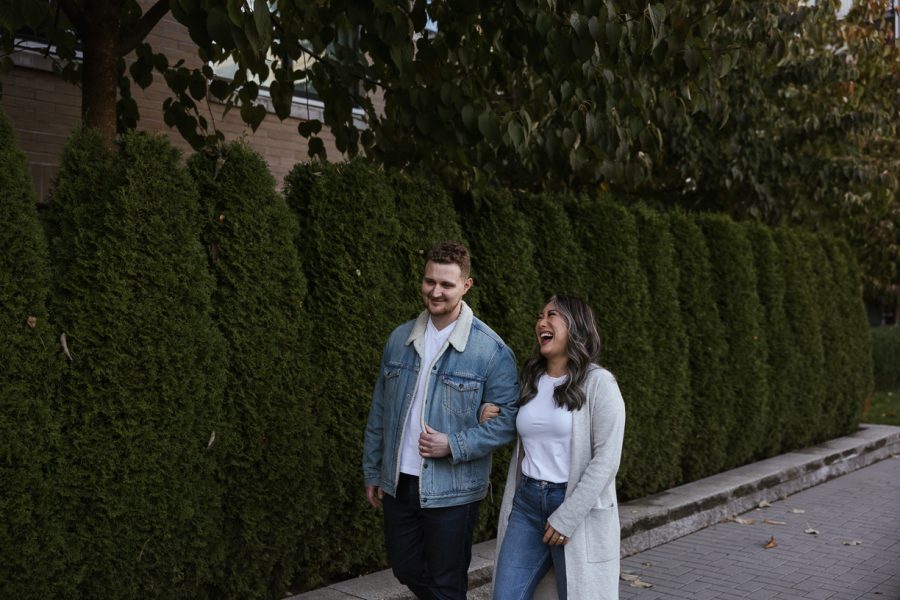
left=383, top=473, right=481, bottom=600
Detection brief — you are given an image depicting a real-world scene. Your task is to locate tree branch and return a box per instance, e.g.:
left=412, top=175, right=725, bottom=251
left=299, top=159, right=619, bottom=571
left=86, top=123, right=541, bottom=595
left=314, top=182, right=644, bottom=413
left=118, top=0, right=170, bottom=55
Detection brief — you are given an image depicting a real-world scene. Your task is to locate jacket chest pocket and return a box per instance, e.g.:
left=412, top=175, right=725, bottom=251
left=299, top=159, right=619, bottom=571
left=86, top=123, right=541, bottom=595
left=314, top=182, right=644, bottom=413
left=439, top=375, right=481, bottom=416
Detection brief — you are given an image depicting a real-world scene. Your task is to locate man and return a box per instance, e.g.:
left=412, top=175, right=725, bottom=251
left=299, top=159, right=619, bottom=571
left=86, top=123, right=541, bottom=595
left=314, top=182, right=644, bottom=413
left=362, top=240, right=519, bottom=600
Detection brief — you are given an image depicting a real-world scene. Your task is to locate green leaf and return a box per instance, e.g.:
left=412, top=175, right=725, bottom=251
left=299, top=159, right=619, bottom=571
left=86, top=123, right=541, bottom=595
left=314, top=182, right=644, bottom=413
left=507, top=120, right=525, bottom=148
left=206, top=6, right=234, bottom=47
left=298, top=119, right=322, bottom=137
left=308, top=136, right=326, bottom=160
left=209, top=79, right=230, bottom=100
left=253, top=0, right=273, bottom=52
left=588, top=16, right=603, bottom=42
left=461, top=104, right=477, bottom=131
left=478, top=110, right=501, bottom=143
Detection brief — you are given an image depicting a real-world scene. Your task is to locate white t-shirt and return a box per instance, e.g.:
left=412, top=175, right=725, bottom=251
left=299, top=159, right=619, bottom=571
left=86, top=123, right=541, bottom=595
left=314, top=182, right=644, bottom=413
left=518, top=373, right=572, bottom=483
left=399, top=318, right=456, bottom=476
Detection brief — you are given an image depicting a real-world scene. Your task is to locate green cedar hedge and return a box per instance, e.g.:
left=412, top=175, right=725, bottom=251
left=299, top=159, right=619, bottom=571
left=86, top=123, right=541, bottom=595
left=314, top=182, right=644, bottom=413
left=568, top=197, right=657, bottom=499
left=45, top=130, right=225, bottom=599
left=744, top=222, right=792, bottom=457
left=697, top=214, right=769, bottom=467
left=284, top=159, right=423, bottom=588
left=822, top=237, right=873, bottom=431
left=517, top=192, right=589, bottom=300
left=458, top=188, right=543, bottom=363
left=774, top=228, right=826, bottom=449
left=668, top=211, right=730, bottom=480
left=633, top=206, right=691, bottom=487
left=457, top=187, right=543, bottom=540
left=0, top=109, right=64, bottom=599
left=188, top=142, right=315, bottom=599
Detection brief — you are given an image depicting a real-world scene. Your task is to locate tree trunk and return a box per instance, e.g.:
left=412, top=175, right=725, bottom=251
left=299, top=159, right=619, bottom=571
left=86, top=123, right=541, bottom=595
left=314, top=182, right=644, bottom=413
left=79, top=4, right=121, bottom=143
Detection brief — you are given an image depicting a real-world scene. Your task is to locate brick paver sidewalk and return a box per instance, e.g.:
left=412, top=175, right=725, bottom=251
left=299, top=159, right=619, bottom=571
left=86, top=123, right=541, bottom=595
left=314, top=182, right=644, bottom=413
left=619, top=456, right=900, bottom=600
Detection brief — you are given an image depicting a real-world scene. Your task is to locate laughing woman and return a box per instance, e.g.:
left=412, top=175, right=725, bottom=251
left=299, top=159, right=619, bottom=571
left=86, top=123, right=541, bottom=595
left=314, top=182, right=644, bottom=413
left=491, top=295, right=626, bottom=600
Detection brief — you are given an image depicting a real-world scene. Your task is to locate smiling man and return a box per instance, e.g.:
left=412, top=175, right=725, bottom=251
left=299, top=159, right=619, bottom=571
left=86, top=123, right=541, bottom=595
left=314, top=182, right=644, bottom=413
left=362, top=240, right=519, bottom=600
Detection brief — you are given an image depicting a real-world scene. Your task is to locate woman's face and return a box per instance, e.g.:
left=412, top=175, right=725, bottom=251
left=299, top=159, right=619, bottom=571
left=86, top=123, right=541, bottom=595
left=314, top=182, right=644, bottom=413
left=535, top=301, right=570, bottom=364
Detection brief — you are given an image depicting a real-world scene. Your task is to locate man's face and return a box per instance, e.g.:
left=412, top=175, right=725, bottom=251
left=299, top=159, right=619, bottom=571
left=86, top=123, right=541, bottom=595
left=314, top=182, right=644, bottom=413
left=421, top=261, right=472, bottom=319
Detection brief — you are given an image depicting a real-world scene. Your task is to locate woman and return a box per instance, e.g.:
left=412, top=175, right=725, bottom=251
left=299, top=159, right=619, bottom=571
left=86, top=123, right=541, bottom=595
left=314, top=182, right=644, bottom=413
left=491, top=295, right=626, bottom=600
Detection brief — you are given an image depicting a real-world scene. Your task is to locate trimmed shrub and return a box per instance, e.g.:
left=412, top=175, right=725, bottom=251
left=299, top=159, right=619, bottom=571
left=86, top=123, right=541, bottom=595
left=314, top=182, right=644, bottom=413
left=567, top=197, right=657, bottom=499
left=516, top=192, right=589, bottom=300
left=823, top=237, right=874, bottom=432
left=871, top=326, right=900, bottom=391
left=744, top=222, right=792, bottom=456
left=697, top=214, right=769, bottom=467
left=389, top=167, right=466, bottom=304
left=45, top=130, right=225, bottom=599
left=774, top=228, right=825, bottom=449
left=0, top=109, right=64, bottom=599
left=633, top=206, right=690, bottom=487
left=188, top=142, right=314, bottom=599
left=802, top=233, right=846, bottom=442
left=456, top=187, right=543, bottom=539
left=458, top=188, right=543, bottom=363
left=668, top=211, right=730, bottom=480
left=284, top=159, right=414, bottom=588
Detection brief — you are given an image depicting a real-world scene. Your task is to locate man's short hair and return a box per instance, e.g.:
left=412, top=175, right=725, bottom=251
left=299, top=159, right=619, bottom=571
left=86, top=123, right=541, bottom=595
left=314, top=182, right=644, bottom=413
left=426, top=240, right=471, bottom=278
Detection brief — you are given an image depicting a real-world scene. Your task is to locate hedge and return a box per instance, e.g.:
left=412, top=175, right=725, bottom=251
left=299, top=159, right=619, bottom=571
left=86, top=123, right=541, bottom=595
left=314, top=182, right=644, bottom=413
left=633, top=206, right=690, bottom=487
left=2, top=131, right=876, bottom=595
left=0, top=108, right=64, bottom=599
left=284, top=159, right=464, bottom=587
left=668, top=211, right=730, bottom=480
left=188, top=142, right=315, bottom=599
left=567, top=197, right=658, bottom=499
left=822, top=237, right=873, bottom=431
left=744, top=222, right=792, bottom=457
left=45, top=130, right=225, bottom=599
left=774, top=228, right=826, bottom=449
left=698, top=214, right=769, bottom=467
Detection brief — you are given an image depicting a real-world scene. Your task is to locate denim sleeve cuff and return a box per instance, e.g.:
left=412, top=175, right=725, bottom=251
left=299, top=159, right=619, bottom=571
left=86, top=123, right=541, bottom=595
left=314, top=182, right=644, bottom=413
left=449, top=432, right=467, bottom=464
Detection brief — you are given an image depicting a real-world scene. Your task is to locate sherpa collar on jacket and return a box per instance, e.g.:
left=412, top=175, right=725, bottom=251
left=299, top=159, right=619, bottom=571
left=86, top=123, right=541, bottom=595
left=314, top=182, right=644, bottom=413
left=405, top=300, right=473, bottom=355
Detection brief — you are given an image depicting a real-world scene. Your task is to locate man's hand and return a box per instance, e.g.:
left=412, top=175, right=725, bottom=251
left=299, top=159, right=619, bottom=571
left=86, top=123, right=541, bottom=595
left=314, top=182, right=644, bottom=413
left=479, top=403, right=500, bottom=424
left=366, top=485, right=384, bottom=510
left=419, top=424, right=451, bottom=458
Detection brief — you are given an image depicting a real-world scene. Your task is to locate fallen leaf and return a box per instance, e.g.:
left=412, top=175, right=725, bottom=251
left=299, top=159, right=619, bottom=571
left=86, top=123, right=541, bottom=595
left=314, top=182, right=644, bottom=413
left=733, top=517, right=756, bottom=525
left=842, top=540, right=863, bottom=546
left=764, top=519, right=787, bottom=525
left=758, top=500, right=772, bottom=508
left=26, top=315, right=37, bottom=328
left=764, top=536, right=778, bottom=549
left=206, top=430, right=216, bottom=450
left=788, top=508, right=805, bottom=514
left=804, top=525, right=819, bottom=535
left=620, top=573, right=653, bottom=589
left=642, top=562, right=653, bottom=567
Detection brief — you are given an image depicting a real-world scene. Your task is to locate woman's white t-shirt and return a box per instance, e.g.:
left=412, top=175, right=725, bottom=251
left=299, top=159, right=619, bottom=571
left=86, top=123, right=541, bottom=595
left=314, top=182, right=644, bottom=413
left=517, top=373, right=572, bottom=483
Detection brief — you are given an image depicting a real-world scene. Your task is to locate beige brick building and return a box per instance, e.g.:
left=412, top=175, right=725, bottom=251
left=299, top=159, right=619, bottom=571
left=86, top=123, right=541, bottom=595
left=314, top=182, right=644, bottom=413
left=1, top=11, right=354, bottom=200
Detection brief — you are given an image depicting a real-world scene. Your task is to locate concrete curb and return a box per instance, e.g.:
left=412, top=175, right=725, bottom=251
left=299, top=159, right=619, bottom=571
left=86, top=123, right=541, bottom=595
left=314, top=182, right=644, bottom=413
left=290, top=424, right=900, bottom=600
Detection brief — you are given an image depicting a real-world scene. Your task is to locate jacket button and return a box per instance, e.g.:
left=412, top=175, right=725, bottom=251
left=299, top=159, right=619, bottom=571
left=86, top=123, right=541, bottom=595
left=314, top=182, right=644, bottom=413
left=422, top=498, right=427, bottom=503
left=423, top=463, right=428, bottom=469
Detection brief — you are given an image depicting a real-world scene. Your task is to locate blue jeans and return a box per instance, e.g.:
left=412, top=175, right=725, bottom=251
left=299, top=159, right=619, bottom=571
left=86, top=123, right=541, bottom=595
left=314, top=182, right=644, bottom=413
left=383, top=474, right=481, bottom=600
left=493, top=476, right=568, bottom=600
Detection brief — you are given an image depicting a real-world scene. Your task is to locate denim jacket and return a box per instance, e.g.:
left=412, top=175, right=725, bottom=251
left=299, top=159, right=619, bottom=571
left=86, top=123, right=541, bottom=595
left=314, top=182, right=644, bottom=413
left=362, top=302, right=519, bottom=508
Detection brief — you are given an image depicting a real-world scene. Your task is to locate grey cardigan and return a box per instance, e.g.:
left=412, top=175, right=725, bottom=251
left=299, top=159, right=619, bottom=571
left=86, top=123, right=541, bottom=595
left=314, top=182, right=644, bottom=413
left=495, top=366, right=626, bottom=599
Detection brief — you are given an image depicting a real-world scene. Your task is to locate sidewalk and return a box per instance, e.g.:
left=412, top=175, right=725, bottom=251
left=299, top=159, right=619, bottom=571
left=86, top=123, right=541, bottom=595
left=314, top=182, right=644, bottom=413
left=291, top=424, right=900, bottom=600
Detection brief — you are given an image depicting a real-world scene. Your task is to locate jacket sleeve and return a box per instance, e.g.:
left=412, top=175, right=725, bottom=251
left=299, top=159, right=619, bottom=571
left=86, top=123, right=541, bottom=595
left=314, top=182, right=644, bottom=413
left=447, top=343, right=520, bottom=463
left=361, top=342, right=391, bottom=486
left=547, top=369, right=626, bottom=536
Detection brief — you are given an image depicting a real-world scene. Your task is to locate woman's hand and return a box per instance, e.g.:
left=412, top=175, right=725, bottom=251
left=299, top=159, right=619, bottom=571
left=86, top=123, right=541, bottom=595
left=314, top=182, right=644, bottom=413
left=479, top=403, right=500, bottom=424
left=543, top=522, right=569, bottom=546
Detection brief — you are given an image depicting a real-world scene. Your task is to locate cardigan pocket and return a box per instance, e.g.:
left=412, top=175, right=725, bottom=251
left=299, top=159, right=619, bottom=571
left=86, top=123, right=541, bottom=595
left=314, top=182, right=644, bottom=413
left=584, top=506, right=620, bottom=563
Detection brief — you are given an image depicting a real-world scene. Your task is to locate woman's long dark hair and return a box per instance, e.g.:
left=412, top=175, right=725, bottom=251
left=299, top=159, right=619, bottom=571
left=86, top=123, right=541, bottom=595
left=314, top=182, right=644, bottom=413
left=519, top=295, right=601, bottom=411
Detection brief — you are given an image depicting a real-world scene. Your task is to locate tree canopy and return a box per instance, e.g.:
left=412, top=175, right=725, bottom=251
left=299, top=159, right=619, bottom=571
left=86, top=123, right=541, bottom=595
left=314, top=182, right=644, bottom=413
left=1, top=0, right=897, bottom=295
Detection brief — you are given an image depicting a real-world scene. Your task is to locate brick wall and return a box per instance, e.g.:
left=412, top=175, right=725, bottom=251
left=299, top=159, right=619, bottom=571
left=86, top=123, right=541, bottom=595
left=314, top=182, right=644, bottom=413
left=0, top=9, right=376, bottom=200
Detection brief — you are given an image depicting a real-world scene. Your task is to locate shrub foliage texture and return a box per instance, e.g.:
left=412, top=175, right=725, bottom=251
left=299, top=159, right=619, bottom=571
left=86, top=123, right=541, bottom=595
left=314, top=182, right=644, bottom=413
left=2, top=128, right=873, bottom=596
